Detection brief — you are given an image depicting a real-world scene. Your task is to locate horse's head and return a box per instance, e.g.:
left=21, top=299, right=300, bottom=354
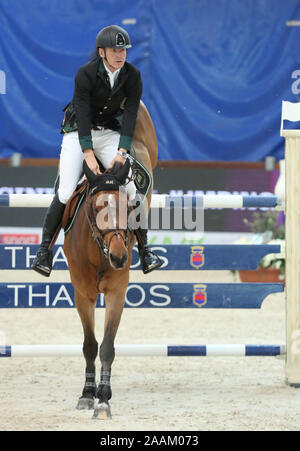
left=83, top=159, right=131, bottom=270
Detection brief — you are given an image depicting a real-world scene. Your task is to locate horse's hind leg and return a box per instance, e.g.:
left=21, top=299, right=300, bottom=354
left=75, top=290, right=98, bottom=410
left=93, top=288, right=126, bottom=420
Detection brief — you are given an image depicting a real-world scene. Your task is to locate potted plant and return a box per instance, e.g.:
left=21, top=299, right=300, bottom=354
left=237, top=210, right=285, bottom=283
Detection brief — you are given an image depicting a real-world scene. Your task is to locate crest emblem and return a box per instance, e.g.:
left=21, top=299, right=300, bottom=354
left=116, top=32, right=126, bottom=47
left=193, top=284, right=207, bottom=307
left=190, top=246, right=204, bottom=269
left=135, top=168, right=147, bottom=189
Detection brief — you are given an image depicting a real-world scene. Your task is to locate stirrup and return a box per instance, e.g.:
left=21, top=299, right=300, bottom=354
left=32, top=249, right=53, bottom=277
left=32, top=263, right=51, bottom=277
left=142, top=259, right=163, bottom=274
left=140, top=247, right=163, bottom=274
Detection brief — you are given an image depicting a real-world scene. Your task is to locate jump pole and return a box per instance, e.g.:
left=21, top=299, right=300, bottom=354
left=0, top=193, right=283, bottom=209
left=281, top=101, right=300, bottom=387
left=0, top=344, right=286, bottom=358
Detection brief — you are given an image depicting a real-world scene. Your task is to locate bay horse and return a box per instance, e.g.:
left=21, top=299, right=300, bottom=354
left=63, top=101, right=157, bottom=420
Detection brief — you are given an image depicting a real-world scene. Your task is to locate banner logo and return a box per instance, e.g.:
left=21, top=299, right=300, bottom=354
left=193, top=284, right=207, bottom=307
left=190, top=246, right=204, bottom=269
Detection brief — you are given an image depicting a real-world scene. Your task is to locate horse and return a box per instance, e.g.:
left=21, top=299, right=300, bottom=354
left=63, top=100, right=157, bottom=419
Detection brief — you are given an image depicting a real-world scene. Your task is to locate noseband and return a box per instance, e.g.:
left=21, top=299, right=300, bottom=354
left=85, top=185, right=129, bottom=259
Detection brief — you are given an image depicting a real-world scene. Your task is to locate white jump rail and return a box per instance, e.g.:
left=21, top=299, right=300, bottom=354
left=0, top=193, right=284, bottom=209
left=0, top=344, right=286, bottom=358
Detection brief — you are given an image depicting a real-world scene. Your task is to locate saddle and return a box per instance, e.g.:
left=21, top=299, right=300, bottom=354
left=61, top=157, right=106, bottom=235
left=62, top=179, right=88, bottom=233
left=48, top=179, right=88, bottom=250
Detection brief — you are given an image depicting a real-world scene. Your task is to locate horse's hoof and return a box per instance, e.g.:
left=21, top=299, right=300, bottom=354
left=92, top=401, right=112, bottom=420
left=76, top=397, right=95, bottom=410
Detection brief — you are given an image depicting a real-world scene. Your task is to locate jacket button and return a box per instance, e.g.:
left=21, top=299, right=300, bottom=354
left=103, top=106, right=108, bottom=110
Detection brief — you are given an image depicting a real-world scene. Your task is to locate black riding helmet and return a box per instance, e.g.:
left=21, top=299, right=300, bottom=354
left=96, top=25, right=132, bottom=49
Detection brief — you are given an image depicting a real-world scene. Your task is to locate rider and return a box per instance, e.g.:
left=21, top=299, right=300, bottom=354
left=32, top=25, right=162, bottom=277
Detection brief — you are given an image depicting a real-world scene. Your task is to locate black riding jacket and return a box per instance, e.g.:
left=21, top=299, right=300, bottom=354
left=61, top=56, right=142, bottom=152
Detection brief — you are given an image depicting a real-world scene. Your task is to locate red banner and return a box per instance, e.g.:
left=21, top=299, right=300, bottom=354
left=0, top=234, right=40, bottom=244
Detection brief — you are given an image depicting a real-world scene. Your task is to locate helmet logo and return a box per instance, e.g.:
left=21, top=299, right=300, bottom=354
left=116, top=32, right=126, bottom=47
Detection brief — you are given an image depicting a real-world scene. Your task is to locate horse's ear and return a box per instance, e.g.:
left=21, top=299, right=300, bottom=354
left=116, top=158, right=131, bottom=184
left=83, top=160, right=98, bottom=186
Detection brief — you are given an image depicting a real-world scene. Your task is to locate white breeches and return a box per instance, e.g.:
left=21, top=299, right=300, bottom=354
left=58, top=129, right=136, bottom=204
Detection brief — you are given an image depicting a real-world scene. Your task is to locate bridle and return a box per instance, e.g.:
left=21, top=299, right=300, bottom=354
left=82, top=157, right=136, bottom=283
left=84, top=185, right=129, bottom=260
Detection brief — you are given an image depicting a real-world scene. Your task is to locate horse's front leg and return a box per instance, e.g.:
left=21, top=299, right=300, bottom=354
left=75, top=290, right=98, bottom=410
left=93, top=287, right=126, bottom=420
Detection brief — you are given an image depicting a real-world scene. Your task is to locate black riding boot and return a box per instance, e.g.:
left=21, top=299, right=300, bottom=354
left=32, top=193, right=66, bottom=277
left=135, top=228, right=162, bottom=274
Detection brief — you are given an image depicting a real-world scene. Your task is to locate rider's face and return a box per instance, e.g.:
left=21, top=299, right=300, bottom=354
left=99, top=48, right=126, bottom=72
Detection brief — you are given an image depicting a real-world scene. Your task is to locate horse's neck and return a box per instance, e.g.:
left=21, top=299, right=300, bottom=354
left=133, top=102, right=158, bottom=169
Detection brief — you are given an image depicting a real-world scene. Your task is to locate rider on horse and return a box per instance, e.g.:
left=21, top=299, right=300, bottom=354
left=32, top=25, right=162, bottom=277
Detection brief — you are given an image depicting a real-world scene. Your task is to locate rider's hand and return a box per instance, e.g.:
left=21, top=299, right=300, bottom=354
left=109, top=149, right=127, bottom=168
left=84, top=149, right=101, bottom=175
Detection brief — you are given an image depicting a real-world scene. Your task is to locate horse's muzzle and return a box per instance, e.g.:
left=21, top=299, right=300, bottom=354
left=109, top=251, right=128, bottom=270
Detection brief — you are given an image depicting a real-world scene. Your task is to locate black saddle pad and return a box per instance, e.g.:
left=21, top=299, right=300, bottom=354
left=129, top=155, right=152, bottom=197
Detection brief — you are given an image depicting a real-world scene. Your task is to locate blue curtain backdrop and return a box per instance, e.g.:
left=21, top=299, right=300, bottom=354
left=0, top=0, right=300, bottom=161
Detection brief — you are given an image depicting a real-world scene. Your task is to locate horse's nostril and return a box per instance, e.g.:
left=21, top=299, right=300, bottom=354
left=109, top=252, right=128, bottom=269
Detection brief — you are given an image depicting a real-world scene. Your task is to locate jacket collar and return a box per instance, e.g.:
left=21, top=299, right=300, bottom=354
left=97, top=58, right=128, bottom=93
